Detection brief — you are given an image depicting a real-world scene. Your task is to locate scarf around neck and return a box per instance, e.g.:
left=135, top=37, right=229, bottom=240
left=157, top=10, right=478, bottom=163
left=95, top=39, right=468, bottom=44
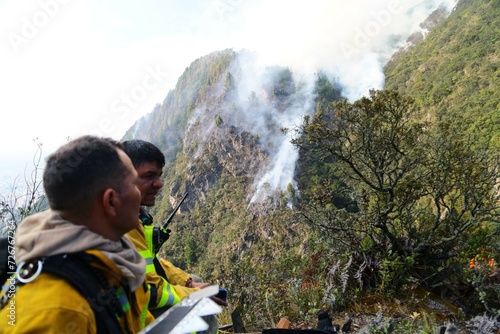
left=16, top=210, right=146, bottom=291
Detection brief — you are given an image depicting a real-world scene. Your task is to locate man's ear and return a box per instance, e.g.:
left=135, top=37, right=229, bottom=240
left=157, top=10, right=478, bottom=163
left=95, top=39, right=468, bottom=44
left=102, top=188, right=119, bottom=217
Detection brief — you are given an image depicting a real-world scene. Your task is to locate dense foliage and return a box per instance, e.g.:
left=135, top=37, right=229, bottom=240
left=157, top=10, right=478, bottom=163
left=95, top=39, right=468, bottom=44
left=384, top=0, right=500, bottom=148
left=293, top=89, right=499, bottom=314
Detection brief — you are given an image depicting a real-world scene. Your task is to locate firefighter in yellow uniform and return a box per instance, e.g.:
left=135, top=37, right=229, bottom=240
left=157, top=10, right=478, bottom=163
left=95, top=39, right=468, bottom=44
left=122, top=140, right=227, bottom=318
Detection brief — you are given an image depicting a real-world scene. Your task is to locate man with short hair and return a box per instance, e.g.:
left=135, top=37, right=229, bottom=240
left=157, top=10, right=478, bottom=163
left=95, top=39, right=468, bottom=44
left=0, top=135, right=154, bottom=333
left=122, top=139, right=226, bottom=317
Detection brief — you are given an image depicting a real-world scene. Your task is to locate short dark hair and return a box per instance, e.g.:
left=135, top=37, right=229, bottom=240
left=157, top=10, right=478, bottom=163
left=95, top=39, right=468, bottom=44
left=121, top=140, right=165, bottom=169
left=43, top=135, right=128, bottom=213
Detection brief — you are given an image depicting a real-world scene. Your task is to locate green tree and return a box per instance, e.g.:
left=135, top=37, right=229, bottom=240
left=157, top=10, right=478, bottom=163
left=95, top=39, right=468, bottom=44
left=215, top=114, right=224, bottom=127
left=184, top=236, right=198, bottom=267
left=293, top=90, right=500, bottom=294
left=225, top=72, right=234, bottom=91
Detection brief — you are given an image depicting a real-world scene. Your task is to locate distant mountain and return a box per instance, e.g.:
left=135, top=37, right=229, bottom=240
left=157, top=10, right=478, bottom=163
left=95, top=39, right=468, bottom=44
left=123, top=49, right=320, bottom=210
left=122, top=0, right=499, bottom=325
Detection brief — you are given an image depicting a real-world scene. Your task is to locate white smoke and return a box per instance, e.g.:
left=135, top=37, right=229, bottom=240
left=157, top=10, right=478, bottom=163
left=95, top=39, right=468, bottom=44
left=230, top=0, right=457, bottom=203
left=225, top=0, right=457, bottom=100
left=188, top=0, right=458, bottom=204
left=218, top=53, right=315, bottom=204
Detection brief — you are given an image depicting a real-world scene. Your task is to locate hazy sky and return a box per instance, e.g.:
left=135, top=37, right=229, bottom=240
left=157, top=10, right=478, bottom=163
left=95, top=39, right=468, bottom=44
left=0, top=0, right=456, bottom=182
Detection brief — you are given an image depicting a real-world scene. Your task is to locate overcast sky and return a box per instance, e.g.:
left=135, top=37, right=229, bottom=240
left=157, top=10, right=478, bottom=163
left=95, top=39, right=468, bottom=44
left=0, top=0, right=456, bottom=183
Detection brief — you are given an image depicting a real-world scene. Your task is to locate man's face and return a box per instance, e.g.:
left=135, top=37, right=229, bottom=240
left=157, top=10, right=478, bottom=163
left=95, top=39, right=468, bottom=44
left=135, top=161, right=163, bottom=206
left=115, top=149, right=142, bottom=234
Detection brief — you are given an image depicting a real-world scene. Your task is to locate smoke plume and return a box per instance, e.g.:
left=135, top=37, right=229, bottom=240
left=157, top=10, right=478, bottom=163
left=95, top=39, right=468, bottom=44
left=186, top=0, right=458, bottom=204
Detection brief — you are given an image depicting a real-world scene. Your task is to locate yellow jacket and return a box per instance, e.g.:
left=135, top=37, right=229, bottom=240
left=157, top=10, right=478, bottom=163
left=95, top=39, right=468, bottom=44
left=126, top=222, right=199, bottom=309
left=0, top=249, right=154, bottom=334
left=0, top=210, right=154, bottom=334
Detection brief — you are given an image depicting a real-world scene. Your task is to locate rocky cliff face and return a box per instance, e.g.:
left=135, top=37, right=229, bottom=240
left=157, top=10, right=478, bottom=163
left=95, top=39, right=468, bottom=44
left=172, top=126, right=268, bottom=208
left=124, top=49, right=314, bottom=210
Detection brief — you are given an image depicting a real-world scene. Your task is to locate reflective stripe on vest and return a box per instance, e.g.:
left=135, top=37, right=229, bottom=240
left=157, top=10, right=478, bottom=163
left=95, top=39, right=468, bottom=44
left=157, top=276, right=181, bottom=307
left=138, top=250, right=155, bottom=273
left=116, top=286, right=131, bottom=313
left=139, top=282, right=150, bottom=328
left=137, top=250, right=181, bottom=308
left=143, top=225, right=155, bottom=255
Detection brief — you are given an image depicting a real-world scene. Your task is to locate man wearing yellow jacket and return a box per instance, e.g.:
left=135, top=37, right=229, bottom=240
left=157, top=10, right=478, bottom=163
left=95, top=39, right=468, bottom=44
left=123, top=140, right=226, bottom=317
left=126, top=212, right=202, bottom=305
left=0, top=136, right=154, bottom=333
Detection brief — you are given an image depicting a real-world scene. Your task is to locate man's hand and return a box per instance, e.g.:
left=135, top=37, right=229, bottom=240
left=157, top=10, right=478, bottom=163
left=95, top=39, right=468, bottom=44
left=188, top=281, right=210, bottom=289
left=210, top=296, right=228, bottom=307
left=186, top=280, right=229, bottom=307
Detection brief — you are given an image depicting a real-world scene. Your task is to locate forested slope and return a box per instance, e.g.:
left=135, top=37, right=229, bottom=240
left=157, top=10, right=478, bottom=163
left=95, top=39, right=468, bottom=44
left=384, top=0, right=499, bottom=146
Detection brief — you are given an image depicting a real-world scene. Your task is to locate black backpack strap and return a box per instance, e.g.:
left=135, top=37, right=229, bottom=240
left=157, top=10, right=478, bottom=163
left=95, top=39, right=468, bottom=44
left=153, top=256, right=168, bottom=279
left=149, top=281, right=159, bottom=308
left=41, top=253, right=125, bottom=334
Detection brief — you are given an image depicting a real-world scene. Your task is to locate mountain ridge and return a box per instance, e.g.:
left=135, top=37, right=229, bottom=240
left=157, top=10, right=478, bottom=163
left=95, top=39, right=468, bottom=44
left=121, top=0, right=499, bottom=330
